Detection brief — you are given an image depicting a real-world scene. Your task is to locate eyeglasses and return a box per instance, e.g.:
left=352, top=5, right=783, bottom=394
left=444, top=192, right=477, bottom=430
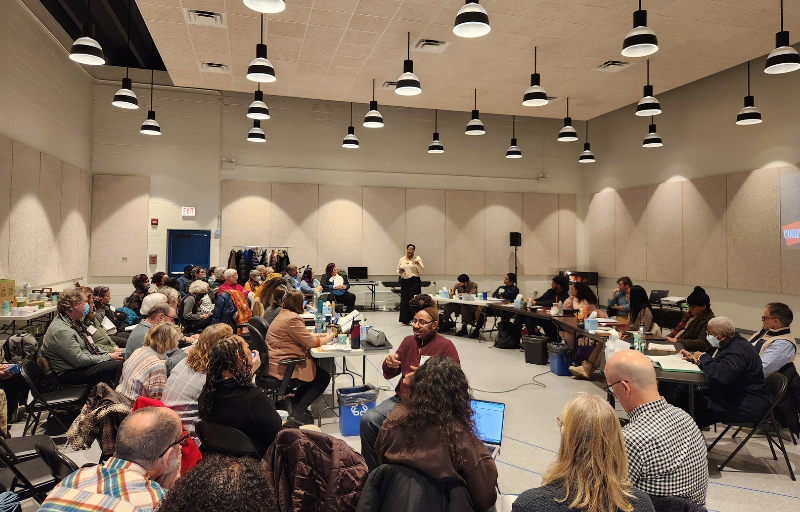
left=411, top=318, right=434, bottom=327
left=159, top=432, right=189, bottom=458
left=603, top=380, right=626, bottom=395
left=761, top=316, right=778, bottom=321
left=556, top=416, right=562, bottom=428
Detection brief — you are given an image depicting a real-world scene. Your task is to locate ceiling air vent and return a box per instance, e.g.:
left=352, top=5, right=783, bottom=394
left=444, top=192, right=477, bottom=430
left=380, top=81, right=397, bottom=89
left=199, top=62, right=229, bottom=73
left=184, top=9, right=227, bottom=29
left=593, top=60, right=633, bottom=72
left=412, top=39, right=450, bottom=54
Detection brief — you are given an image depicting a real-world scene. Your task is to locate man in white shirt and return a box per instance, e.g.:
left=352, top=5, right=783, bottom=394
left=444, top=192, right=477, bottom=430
left=749, top=302, right=796, bottom=374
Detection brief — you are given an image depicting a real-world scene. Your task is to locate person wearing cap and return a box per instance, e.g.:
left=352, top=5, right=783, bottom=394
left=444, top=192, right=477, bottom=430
left=176, top=265, right=194, bottom=297
left=320, top=263, right=356, bottom=313
left=513, top=275, right=570, bottom=342
left=359, top=294, right=460, bottom=473
left=441, top=274, right=479, bottom=337
left=665, top=286, right=715, bottom=353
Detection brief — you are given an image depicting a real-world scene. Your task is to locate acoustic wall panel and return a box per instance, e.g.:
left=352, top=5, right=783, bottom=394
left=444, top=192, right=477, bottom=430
left=522, top=193, right=559, bottom=276
left=615, top=187, right=647, bottom=281
left=683, top=175, right=727, bottom=289
left=319, top=185, right=363, bottom=271
left=406, top=189, right=446, bottom=275
left=362, top=187, right=405, bottom=275
left=10, top=142, right=41, bottom=286
left=0, top=135, right=10, bottom=278
left=587, top=191, right=616, bottom=278
left=558, top=194, right=577, bottom=270
left=220, top=180, right=272, bottom=267
left=780, top=167, right=800, bottom=295
left=646, top=182, right=682, bottom=284
left=60, top=164, right=81, bottom=282
left=446, top=190, right=485, bottom=276
left=38, top=154, right=63, bottom=285
left=90, top=175, right=150, bottom=277
left=484, top=192, right=522, bottom=276
left=271, top=183, right=319, bottom=272
left=727, top=168, right=781, bottom=293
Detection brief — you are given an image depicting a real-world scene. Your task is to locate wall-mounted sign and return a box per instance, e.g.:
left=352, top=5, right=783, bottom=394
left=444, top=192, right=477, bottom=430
left=783, top=221, right=800, bottom=247
left=181, top=207, right=196, bottom=217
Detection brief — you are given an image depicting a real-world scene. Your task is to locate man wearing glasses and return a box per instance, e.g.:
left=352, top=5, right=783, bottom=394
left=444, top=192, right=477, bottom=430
left=125, top=303, right=193, bottom=375
left=748, top=302, right=796, bottom=374
left=360, top=294, right=461, bottom=472
left=39, top=407, right=184, bottom=511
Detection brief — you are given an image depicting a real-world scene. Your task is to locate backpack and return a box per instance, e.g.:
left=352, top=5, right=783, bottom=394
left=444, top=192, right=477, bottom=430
left=494, top=321, right=520, bottom=350
left=116, top=307, right=140, bottom=325
left=6, top=333, right=40, bottom=364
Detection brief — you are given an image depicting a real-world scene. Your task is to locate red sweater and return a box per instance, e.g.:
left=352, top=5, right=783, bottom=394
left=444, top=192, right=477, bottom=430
left=382, top=333, right=460, bottom=399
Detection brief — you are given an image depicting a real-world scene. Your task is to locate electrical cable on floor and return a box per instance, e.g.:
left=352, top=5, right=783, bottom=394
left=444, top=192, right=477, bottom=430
left=471, top=371, right=550, bottom=393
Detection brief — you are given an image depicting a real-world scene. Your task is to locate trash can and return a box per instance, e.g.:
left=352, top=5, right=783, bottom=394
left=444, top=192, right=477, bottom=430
left=548, top=342, right=573, bottom=376
left=523, top=335, right=549, bottom=365
left=336, top=384, right=379, bottom=437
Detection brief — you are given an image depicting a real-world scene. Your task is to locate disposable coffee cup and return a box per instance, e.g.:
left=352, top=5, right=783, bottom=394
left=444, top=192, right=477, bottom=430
left=277, top=410, right=289, bottom=422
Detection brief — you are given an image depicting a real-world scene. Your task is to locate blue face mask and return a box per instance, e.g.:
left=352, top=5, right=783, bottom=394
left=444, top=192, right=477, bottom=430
left=82, top=303, right=90, bottom=317
left=706, top=334, right=720, bottom=348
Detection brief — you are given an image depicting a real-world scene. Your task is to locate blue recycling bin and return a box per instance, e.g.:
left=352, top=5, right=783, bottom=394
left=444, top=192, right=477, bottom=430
left=548, top=343, right=573, bottom=376
left=336, top=385, right=379, bottom=437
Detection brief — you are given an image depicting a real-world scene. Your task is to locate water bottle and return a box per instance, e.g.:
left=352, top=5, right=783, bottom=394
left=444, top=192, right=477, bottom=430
left=638, top=323, right=646, bottom=351
left=350, top=320, right=361, bottom=349
left=360, top=324, right=367, bottom=343
left=314, top=297, right=325, bottom=333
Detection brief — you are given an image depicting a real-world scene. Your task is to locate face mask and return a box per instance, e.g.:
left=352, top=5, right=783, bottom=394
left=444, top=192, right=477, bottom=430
left=81, top=303, right=90, bottom=317
left=256, top=276, right=262, bottom=282
left=706, top=334, right=721, bottom=348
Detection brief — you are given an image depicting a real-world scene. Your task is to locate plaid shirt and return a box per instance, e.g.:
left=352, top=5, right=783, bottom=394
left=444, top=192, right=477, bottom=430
left=38, top=457, right=166, bottom=512
left=623, top=398, right=708, bottom=505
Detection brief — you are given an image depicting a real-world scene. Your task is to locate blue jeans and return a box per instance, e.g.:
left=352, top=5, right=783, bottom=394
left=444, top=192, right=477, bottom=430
left=359, top=395, right=402, bottom=472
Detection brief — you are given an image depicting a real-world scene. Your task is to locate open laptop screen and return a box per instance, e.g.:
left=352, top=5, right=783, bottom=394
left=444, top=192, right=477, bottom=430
left=471, top=399, right=505, bottom=446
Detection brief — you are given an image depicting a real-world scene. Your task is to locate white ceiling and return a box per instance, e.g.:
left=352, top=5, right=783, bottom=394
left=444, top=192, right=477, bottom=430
left=137, top=0, right=800, bottom=119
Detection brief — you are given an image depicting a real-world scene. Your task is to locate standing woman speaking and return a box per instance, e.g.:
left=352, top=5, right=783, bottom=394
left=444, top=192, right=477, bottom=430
left=397, top=244, right=424, bottom=325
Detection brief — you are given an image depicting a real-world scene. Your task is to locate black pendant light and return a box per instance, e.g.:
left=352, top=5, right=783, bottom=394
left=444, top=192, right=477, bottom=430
left=636, top=60, right=661, bottom=116
left=395, top=33, right=421, bottom=96
left=113, top=0, right=138, bottom=109
left=453, top=0, right=491, bottom=38
left=522, top=47, right=548, bottom=107
left=465, top=89, right=485, bottom=135
left=248, top=120, right=266, bottom=142
left=558, top=98, right=578, bottom=142
left=244, top=0, right=285, bottom=14
left=642, top=116, right=662, bottom=147
left=765, top=0, right=800, bottom=74
left=622, top=1, right=658, bottom=58
left=247, top=84, right=270, bottom=119
left=342, top=103, right=359, bottom=148
left=506, top=116, right=521, bottom=158
left=69, top=0, right=105, bottom=65
left=363, top=79, right=384, bottom=128
left=737, top=61, right=762, bottom=125
left=140, top=69, right=161, bottom=135
left=428, top=109, right=444, bottom=153
left=247, top=15, right=276, bottom=83
left=579, top=121, right=595, bottom=164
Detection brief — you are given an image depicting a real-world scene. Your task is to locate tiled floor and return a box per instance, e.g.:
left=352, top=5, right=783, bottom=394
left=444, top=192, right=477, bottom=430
left=14, top=310, right=799, bottom=511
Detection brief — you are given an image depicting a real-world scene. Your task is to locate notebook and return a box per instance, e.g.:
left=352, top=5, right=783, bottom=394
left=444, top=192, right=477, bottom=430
left=471, top=399, right=505, bottom=459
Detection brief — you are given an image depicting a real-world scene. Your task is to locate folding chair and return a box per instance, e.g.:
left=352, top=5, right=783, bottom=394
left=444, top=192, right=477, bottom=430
left=34, top=444, right=79, bottom=481
left=18, top=361, right=89, bottom=436
left=0, top=434, right=56, bottom=464
left=0, top=444, right=58, bottom=503
left=195, top=420, right=261, bottom=459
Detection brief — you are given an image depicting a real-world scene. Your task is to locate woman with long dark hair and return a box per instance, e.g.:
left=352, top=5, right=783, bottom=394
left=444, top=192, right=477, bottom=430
left=198, top=335, right=282, bottom=457
left=374, top=356, right=498, bottom=512
left=626, top=285, right=655, bottom=332
left=125, top=274, right=150, bottom=316
left=563, top=282, right=604, bottom=316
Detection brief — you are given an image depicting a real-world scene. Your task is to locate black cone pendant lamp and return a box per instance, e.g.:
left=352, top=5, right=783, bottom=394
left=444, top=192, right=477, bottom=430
left=465, top=89, right=485, bottom=135
left=140, top=69, right=161, bottom=135
left=642, top=116, right=662, bottom=147
left=70, top=0, right=105, bottom=65
left=579, top=121, right=595, bottom=164
left=522, top=47, right=548, bottom=107
left=363, top=79, right=384, bottom=128
left=247, top=15, right=276, bottom=83
left=248, top=120, right=266, bottom=142
left=112, top=0, right=138, bottom=109
left=428, top=110, right=444, bottom=154
left=244, top=0, right=285, bottom=14
left=765, top=0, right=800, bottom=74
left=737, top=61, right=762, bottom=125
left=636, top=60, right=661, bottom=116
left=622, top=1, right=658, bottom=58
left=453, top=0, right=491, bottom=38
left=342, top=103, right=359, bottom=148
left=506, top=116, right=521, bottom=158
left=395, top=33, right=421, bottom=96
left=247, top=84, right=270, bottom=120
left=558, top=98, right=578, bottom=142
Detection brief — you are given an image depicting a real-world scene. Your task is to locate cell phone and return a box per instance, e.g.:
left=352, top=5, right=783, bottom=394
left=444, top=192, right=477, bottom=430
left=4, top=364, right=19, bottom=376
left=251, top=351, right=258, bottom=361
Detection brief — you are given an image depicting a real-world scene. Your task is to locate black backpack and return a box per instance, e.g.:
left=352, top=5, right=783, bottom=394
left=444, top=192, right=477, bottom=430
left=494, top=321, right=520, bottom=349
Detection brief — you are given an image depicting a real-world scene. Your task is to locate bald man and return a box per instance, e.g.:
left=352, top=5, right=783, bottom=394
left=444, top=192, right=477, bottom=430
left=605, top=350, right=708, bottom=505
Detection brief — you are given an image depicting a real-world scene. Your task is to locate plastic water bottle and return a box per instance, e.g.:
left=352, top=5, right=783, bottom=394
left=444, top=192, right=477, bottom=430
left=315, top=297, right=325, bottom=333
left=638, top=323, right=646, bottom=351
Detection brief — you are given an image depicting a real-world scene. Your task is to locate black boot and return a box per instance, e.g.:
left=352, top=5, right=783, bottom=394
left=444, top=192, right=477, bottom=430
left=456, top=325, right=468, bottom=337
left=468, top=326, right=480, bottom=339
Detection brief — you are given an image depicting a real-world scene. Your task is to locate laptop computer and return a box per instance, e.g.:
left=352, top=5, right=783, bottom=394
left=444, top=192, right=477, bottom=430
left=471, top=399, right=505, bottom=459
left=649, top=290, right=668, bottom=304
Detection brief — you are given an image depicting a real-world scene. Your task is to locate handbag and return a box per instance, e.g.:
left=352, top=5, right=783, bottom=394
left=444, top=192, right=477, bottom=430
left=494, top=321, right=520, bottom=350
left=366, top=327, right=388, bottom=347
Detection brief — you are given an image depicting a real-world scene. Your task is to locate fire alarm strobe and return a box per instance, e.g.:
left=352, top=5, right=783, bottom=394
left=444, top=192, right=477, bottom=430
left=151, top=219, right=158, bottom=226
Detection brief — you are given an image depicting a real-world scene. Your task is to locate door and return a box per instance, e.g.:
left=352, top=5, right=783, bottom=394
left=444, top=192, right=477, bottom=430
left=167, top=230, right=211, bottom=275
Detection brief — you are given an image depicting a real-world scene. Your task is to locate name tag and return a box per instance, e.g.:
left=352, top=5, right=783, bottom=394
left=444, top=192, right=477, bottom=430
left=86, top=325, right=97, bottom=335
left=420, top=355, right=431, bottom=366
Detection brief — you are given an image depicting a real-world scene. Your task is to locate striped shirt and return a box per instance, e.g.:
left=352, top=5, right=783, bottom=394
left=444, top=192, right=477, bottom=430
left=162, top=359, right=206, bottom=446
left=38, top=457, right=165, bottom=512
left=116, top=347, right=167, bottom=402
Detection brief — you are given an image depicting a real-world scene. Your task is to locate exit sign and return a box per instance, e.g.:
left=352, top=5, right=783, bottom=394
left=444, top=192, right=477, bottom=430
left=181, top=206, right=196, bottom=217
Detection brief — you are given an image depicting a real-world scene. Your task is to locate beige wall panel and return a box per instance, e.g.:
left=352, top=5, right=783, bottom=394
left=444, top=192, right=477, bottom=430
left=587, top=191, right=616, bottom=278
left=220, top=180, right=272, bottom=266
left=271, top=183, right=318, bottom=271
left=90, top=175, right=150, bottom=277
left=0, top=135, right=10, bottom=278
left=10, top=142, right=41, bottom=285
left=38, top=154, right=62, bottom=284
left=558, top=194, right=577, bottom=270
left=319, top=185, right=363, bottom=271
left=727, top=168, right=781, bottom=293
left=780, top=168, right=800, bottom=295
left=60, top=164, right=81, bottom=281
left=79, top=170, right=89, bottom=279
left=445, top=190, right=485, bottom=276
left=484, top=192, right=522, bottom=276
left=615, top=187, right=647, bottom=281
left=362, top=187, right=405, bottom=275
left=405, top=189, right=446, bottom=275
left=645, top=182, right=682, bottom=284
left=683, top=176, right=727, bottom=289
left=522, top=193, right=559, bottom=276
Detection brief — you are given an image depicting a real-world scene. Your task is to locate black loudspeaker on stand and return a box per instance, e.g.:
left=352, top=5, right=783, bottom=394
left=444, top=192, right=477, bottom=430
left=510, top=232, right=521, bottom=278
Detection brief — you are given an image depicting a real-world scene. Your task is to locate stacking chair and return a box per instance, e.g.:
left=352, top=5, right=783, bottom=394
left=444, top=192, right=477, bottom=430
left=195, top=420, right=261, bottom=459
left=34, top=444, right=79, bottom=481
left=0, top=434, right=56, bottom=464
left=244, top=317, right=304, bottom=405
left=707, top=372, right=795, bottom=480
left=18, top=361, right=89, bottom=436
left=0, top=444, right=59, bottom=503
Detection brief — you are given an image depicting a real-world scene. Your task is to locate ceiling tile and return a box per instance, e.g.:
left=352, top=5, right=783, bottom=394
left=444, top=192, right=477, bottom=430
left=228, top=14, right=261, bottom=32
left=348, top=14, right=392, bottom=33
left=191, top=37, right=230, bottom=54
left=525, top=1, right=578, bottom=22
left=267, top=35, right=305, bottom=51
left=395, top=2, right=445, bottom=22
left=355, top=0, right=404, bottom=18
left=271, top=5, right=313, bottom=24
left=304, top=24, right=345, bottom=42
left=300, top=39, right=339, bottom=55
left=331, top=54, right=368, bottom=68
left=267, top=20, right=308, bottom=38
left=181, top=0, right=225, bottom=12
left=189, top=25, right=229, bottom=42
left=298, top=51, right=335, bottom=65
left=309, top=9, right=353, bottom=29
left=138, top=4, right=185, bottom=24
left=327, top=66, right=360, bottom=78
left=336, top=43, right=375, bottom=59
left=341, top=30, right=382, bottom=46
left=195, top=51, right=231, bottom=65
left=147, top=20, right=190, bottom=38
left=314, top=0, right=360, bottom=13
left=384, top=19, right=429, bottom=37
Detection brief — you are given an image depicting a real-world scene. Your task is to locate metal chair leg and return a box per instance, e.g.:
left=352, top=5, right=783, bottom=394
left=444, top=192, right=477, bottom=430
left=718, top=425, right=760, bottom=472
left=764, top=431, right=778, bottom=460
left=707, top=425, right=732, bottom=452
left=731, top=426, right=743, bottom=439
left=773, top=423, right=796, bottom=481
